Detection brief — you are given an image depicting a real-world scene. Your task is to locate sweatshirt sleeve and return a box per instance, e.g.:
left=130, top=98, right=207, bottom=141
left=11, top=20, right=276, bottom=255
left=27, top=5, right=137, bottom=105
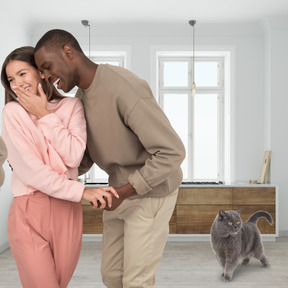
left=127, top=97, right=186, bottom=195
left=37, top=98, right=87, bottom=168
left=2, top=102, right=85, bottom=202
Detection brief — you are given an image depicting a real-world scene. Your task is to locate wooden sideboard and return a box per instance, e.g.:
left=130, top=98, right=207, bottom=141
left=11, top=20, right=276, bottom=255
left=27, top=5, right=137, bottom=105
left=82, top=185, right=278, bottom=237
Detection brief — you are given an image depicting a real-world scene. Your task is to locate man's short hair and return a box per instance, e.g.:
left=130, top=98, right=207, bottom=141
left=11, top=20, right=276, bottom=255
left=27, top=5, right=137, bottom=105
left=35, top=29, right=83, bottom=53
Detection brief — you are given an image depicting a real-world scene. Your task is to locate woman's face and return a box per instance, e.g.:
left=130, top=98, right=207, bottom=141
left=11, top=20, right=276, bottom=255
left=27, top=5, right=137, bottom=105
left=6, top=60, right=41, bottom=95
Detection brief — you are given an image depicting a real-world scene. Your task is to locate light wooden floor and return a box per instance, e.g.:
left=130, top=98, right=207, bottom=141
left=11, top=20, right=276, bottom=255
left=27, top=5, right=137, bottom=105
left=0, top=237, right=287, bottom=288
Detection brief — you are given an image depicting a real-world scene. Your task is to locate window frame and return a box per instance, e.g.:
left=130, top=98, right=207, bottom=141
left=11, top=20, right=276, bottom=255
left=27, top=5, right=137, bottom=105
left=158, top=54, right=227, bottom=182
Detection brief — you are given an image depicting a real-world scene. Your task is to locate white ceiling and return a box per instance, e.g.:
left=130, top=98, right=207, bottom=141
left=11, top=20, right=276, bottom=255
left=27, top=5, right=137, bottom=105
left=5, top=0, right=288, bottom=25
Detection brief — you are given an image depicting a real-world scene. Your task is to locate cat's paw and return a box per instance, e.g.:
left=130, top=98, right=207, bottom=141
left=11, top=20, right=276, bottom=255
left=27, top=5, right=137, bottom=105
left=260, top=258, right=271, bottom=268
left=242, top=258, right=250, bottom=266
left=221, top=274, right=232, bottom=282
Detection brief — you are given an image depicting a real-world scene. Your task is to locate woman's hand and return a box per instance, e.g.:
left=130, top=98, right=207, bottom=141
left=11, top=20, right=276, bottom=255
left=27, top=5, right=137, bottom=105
left=12, top=83, right=50, bottom=118
left=82, top=186, right=119, bottom=209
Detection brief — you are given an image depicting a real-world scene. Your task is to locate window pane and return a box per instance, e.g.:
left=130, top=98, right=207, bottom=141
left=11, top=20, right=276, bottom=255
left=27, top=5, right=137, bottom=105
left=163, top=62, right=188, bottom=87
left=163, top=94, right=188, bottom=180
left=195, top=62, right=218, bottom=87
left=91, top=164, right=108, bottom=182
left=96, top=61, right=121, bottom=66
left=194, top=94, right=218, bottom=179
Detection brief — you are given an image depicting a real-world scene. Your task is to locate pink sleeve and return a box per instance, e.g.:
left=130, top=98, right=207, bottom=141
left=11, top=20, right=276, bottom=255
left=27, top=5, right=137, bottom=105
left=37, top=98, right=87, bottom=168
left=2, top=103, right=85, bottom=202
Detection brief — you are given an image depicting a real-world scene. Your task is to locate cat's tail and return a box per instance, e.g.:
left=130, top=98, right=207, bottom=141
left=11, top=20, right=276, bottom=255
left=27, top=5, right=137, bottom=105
left=247, top=211, right=273, bottom=225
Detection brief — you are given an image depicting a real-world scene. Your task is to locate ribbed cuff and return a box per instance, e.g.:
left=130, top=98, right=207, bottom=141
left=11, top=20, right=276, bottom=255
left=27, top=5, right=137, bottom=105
left=128, top=170, right=151, bottom=195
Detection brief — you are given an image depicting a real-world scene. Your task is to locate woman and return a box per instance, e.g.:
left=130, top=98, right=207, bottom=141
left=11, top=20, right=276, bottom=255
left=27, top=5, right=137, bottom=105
left=1, top=46, right=118, bottom=288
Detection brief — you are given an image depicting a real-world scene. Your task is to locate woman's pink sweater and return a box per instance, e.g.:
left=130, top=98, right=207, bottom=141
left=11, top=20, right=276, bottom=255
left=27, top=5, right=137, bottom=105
left=2, top=97, right=86, bottom=202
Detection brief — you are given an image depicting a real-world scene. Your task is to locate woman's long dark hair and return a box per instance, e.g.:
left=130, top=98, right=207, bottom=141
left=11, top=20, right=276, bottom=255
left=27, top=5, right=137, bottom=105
left=1, top=46, right=64, bottom=104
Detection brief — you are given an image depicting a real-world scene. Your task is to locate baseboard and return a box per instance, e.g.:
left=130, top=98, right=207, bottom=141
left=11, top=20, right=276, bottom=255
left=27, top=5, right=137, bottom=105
left=82, top=234, right=213, bottom=243
left=167, top=234, right=277, bottom=242
left=82, top=234, right=212, bottom=242
left=82, top=234, right=102, bottom=242
left=82, top=233, right=280, bottom=243
left=3, top=232, right=286, bottom=251
left=0, top=241, right=10, bottom=254
left=167, top=234, right=211, bottom=242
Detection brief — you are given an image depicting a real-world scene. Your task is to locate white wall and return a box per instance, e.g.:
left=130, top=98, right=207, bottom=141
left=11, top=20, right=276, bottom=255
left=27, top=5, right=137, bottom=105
left=265, top=17, right=288, bottom=235
left=0, top=5, right=31, bottom=252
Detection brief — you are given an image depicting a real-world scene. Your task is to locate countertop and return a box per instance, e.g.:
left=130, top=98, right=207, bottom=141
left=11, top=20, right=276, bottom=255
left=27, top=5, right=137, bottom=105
left=84, top=182, right=277, bottom=188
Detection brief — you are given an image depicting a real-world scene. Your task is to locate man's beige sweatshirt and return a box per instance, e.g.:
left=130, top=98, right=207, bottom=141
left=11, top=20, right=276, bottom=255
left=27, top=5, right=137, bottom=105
left=76, top=64, right=185, bottom=198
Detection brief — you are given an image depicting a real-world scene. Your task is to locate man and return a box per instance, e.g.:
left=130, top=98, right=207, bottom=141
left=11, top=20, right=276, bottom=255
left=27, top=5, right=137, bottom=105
left=34, top=29, right=185, bottom=288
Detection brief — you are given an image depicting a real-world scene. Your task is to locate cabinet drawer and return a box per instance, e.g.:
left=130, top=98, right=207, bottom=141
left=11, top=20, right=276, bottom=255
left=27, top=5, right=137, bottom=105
left=176, top=204, right=232, bottom=234
left=233, top=187, right=275, bottom=205
left=82, top=201, right=103, bottom=234
left=177, top=188, right=232, bottom=205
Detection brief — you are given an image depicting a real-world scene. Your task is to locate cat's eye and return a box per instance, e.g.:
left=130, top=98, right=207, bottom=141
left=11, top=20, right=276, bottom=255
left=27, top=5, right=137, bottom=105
left=228, top=222, right=233, bottom=226
left=236, top=221, right=240, bottom=225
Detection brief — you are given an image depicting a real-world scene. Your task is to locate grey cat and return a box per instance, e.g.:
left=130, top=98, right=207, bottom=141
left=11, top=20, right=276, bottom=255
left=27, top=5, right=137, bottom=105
left=210, top=209, right=273, bottom=282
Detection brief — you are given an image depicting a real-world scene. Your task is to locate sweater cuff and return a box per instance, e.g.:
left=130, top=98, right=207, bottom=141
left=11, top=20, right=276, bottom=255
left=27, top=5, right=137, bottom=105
left=71, top=181, right=86, bottom=202
left=128, top=170, right=151, bottom=195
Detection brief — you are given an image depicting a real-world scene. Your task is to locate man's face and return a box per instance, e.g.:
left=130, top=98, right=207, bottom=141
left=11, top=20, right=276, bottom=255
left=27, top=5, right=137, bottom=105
left=34, top=46, right=76, bottom=93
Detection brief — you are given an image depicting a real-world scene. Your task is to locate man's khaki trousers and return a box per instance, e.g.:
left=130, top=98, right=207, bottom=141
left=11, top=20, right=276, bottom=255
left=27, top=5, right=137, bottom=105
left=101, top=189, right=178, bottom=288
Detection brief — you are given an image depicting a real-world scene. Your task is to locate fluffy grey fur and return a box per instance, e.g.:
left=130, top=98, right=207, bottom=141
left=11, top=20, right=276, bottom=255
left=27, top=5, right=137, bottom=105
left=210, top=209, right=273, bottom=281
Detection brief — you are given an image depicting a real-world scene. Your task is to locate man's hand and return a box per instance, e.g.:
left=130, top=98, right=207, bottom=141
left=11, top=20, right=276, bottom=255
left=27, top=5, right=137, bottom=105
left=104, top=183, right=136, bottom=211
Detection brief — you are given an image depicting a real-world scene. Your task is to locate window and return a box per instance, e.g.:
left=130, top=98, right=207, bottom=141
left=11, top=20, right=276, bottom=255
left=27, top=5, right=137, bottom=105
left=158, top=53, right=229, bottom=182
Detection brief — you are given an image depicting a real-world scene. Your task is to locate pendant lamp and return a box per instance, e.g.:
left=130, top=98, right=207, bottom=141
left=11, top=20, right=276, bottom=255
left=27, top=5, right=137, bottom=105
left=81, top=19, right=91, bottom=58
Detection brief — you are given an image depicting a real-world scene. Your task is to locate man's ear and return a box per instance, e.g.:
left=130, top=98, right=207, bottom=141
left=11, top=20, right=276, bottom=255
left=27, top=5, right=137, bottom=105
left=62, top=45, right=73, bottom=59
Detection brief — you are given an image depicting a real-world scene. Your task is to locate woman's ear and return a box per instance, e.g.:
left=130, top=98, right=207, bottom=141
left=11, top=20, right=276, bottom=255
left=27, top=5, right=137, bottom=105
left=39, top=70, right=45, bottom=79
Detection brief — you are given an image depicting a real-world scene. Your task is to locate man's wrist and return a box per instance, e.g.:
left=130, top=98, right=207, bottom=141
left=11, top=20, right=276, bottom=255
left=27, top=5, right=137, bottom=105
left=118, top=183, right=136, bottom=199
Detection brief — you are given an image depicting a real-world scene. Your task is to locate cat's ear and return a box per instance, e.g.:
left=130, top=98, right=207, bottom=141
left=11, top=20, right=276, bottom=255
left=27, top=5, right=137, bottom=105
left=218, top=209, right=227, bottom=220
left=237, top=209, right=242, bottom=215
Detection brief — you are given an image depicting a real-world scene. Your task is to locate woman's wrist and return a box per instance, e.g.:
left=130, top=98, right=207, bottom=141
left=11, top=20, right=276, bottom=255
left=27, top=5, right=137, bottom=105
left=37, top=109, right=50, bottom=118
